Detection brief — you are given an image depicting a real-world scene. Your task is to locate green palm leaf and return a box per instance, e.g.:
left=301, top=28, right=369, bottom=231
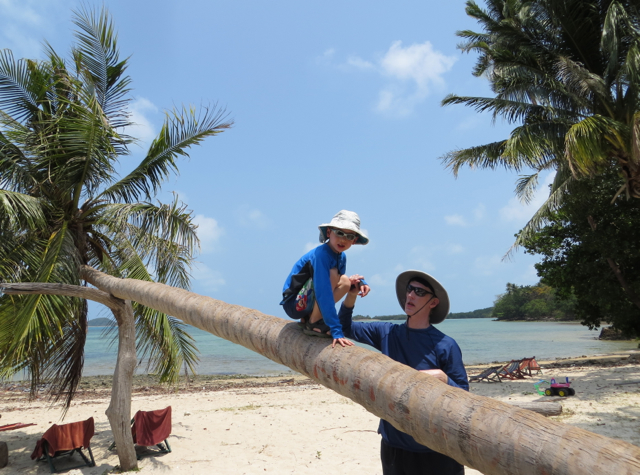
left=443, top=0, right=640, bottom=251
left=0, top=190, right=46, bottom=230
left=0, top=50, right=39, bottom=121
left=102, top=105, right=232, bottom=203
left=71, top=6, right=132, bottom=127
left=0, top=6, right=229, bottom=410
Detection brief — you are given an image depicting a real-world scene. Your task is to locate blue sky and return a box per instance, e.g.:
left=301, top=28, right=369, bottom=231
left=1, top=0, right=552, bottom=318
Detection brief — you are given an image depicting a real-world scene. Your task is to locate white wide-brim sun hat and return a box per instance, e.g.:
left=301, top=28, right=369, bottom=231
left=318, top=210, right=369, bottom=245
left=395, top=270, right=450, bottom=324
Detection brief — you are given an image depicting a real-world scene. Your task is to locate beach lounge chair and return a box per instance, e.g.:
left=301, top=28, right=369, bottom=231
left=31, top=417, right=95, bottom=473
left=519, top=356, right=542, bottom=377
left=469, top=366, right=503, bottom=383
left=498, top=360, right=526, bottom=380
left=110, top=406, right=172, bottom=457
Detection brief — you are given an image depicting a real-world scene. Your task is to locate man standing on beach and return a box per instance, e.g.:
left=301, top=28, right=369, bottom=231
left=339, top=270, right=468, bottom=475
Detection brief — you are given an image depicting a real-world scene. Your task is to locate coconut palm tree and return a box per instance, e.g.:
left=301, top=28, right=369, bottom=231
left=442, top=0, right=640, bottom=250
left=0, top=6, right=231, bottom=410
left=4, top=266, right=635, bottom=475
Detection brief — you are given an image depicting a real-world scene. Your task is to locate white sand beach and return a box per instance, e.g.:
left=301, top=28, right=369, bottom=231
left=1, top=352, right=639, bottom=474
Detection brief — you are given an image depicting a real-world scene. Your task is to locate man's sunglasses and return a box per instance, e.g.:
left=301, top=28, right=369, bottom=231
left=406, top=284, right=434, bottom=298
left=330, top=228, right=357, bottom=241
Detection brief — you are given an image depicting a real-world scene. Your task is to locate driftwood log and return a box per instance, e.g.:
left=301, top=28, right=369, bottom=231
left=508, top=402, right=563, bottom=417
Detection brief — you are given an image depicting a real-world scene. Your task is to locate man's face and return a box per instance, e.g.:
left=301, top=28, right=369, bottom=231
left=405, top=280, right=438, bottom=316
left=327, top=227, right=357, bottom=253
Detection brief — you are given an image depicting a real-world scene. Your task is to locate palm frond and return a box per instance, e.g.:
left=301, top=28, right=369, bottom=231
left=514, top=173, right=540, bottom=204
left=98, top=242, right=199, bottom=383
left=0, top=50, right=39, bottom=122
left=0, top=122, right=34, bottom=192
left=0, top=6, right=227, bottom=410
left=441, top=94, right=554, bottom=124
left=441, top=140, right=509, bottom=175
left=0, top=222, right=86, bottom=408
left=71, top=5, right=132, bottom=127
left=56, top=98, right=121, bottom=203
left=39, top=300, right=88, bottom=413
left=505, top=172, right=575, bottom=259
left=97, top=198, right=198, bottom=288
left=134, top=305, right=199, bottom=383
left=0, top=190, right=46, bottom=230
left=101, top=105, right=232, bottom=203
left=564, top=115, right=627, bottom=176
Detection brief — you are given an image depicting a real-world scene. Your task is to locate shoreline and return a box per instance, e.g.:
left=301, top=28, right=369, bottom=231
left=3, top=349, right=638, bottom=401
left=0, top=351, right=639, bottom=474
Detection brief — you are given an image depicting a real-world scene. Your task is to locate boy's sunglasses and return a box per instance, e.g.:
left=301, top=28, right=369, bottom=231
left=406, top=284, right=434, bottom=298
left=330, top=228, right=358, bottom=241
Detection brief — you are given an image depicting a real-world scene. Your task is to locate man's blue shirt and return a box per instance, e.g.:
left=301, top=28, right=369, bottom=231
left=339, top=303, right=469, bottom=453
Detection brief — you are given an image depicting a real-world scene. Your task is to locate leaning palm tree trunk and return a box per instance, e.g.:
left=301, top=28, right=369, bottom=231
left=0, top=282, right=139, bottom=470
left=80, top=266, right=639, bottom=475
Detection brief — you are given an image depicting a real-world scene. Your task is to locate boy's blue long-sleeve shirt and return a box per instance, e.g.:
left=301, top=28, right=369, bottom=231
left=281, top=243, right=347, bottom=339
left=339, top=303, right=469, bottom=453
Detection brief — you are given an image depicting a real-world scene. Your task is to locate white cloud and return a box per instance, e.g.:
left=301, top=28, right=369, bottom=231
left=445, top=214, right=467, bottom=226
left=444, top=204, right=485, bottom=227
left=324, top=40, right=456, bottom=115
left=127, top=97, right=159, bottom=146
left=500, top=172, right=556, bottom=223
left=304, top=242, right=318, bottom=253
left=237, top=207, right=270, bottom=229
left=375, top=41, right=457, bottom=115
left=445, top=243, right=465, bottom=254
left=193, top=214, right=223, bottom=253
left=191, top=263, right=225, bottom=291
left=0, top=0, right=63, bottom=58
left=316, top=48, right=335, bottom=65
left=0, top=0, right=43, bottom=24
left=347, top=56, right=374, bottom=70
left=380, top=41, right=455, bottom=88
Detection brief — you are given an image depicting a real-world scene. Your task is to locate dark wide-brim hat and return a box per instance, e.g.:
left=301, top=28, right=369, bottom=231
left=395, top=270, right=450, bottom=324
left=318, top=210, right=369, bottom=245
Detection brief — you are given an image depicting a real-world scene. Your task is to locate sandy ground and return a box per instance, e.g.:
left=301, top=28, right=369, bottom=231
left=1, top=352, right=639, bottom=475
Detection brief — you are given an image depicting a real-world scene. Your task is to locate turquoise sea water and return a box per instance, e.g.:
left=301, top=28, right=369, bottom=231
left=83, top=318, right=639, bottom=377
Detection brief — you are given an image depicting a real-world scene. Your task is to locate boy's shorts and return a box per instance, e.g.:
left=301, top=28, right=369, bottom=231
left=283, top=278, right=315, bottom=320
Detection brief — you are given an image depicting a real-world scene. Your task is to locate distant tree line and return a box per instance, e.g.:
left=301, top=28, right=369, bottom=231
left=88, top=318, right=115, bottom=327
left=354, top=307, right=493, bottom=321
left=492, top=283, right=576, bottom=322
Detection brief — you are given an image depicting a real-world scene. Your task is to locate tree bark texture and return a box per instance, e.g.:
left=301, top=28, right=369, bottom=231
left=507, top=402, right=563, bottom=417
left=79, top=266, right=640, bottom=475
left=105, top=299, right=138, bottom=471
left=0, top=282, right=139, bottom=471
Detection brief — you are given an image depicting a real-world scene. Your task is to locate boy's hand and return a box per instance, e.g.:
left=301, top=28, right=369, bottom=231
left=358, top=284, right=370, bottom=297
left=332, top=337, right=354, bottom=348
left=348, top=274, right=370, bottom=297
